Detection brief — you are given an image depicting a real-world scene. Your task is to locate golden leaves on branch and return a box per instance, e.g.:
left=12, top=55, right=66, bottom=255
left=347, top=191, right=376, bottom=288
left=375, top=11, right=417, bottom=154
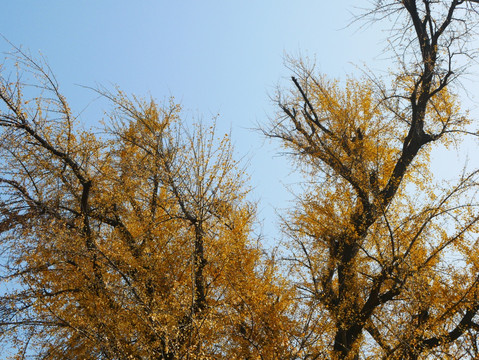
left=0, top=56, right=294, bottom=359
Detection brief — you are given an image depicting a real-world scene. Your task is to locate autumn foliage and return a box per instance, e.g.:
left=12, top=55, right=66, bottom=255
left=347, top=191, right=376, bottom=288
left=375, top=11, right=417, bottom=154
left=2, top=1, right=479, bottom=359
left=0, top=60, right=295, bottom=359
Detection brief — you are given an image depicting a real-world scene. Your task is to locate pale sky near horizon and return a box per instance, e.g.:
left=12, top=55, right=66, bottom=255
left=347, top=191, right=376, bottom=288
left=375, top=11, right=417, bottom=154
left=1, top=1, right=478, bottom=242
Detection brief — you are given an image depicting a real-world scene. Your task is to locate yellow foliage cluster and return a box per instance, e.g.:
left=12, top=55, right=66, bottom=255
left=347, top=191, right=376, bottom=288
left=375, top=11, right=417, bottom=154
left=0, top=68, right=297, bottom=359
left=3, top=1, right=479, bottom=359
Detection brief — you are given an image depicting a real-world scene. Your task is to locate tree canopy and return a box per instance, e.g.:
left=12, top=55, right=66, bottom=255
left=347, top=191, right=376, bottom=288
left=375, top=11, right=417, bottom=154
left=0, top=56, right=296, bottom=358
left=2, top=1, right=479, bottom=359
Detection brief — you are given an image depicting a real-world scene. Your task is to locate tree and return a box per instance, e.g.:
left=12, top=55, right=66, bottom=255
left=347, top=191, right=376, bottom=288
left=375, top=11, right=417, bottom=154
left=0, top=53, right=294, bottom=359
left=4, top=1, right=479, bottom=359
left=266, top=1, right=479, bottom=359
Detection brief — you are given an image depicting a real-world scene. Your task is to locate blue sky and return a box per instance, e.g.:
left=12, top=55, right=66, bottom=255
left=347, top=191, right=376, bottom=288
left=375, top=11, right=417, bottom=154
left=2, top=1, right=477, bottom=241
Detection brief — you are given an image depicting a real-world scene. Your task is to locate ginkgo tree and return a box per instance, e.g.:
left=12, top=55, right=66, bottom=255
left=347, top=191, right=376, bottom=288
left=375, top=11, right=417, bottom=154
left=3, top=1, right=479, bottom=360
left=266, top=1, right=479, bottom=359
left=0, top=53, right=295, bottom=359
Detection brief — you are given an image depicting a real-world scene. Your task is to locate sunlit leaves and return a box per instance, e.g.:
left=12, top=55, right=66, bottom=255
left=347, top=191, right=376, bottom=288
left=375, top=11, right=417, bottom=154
left=265, top=2, right=479, bottom=356
left=0, top=54, right=296, bottom=359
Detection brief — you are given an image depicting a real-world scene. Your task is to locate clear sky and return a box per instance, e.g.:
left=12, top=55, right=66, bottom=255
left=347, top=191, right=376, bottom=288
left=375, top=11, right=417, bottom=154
left=1, top=1, right=477, bottom=242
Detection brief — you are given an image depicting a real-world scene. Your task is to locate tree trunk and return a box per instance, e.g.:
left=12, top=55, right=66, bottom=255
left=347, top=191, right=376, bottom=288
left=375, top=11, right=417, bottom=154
left=193, top=221, right=207, bottom=314
left=333, top=327, right=360, bottom=360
